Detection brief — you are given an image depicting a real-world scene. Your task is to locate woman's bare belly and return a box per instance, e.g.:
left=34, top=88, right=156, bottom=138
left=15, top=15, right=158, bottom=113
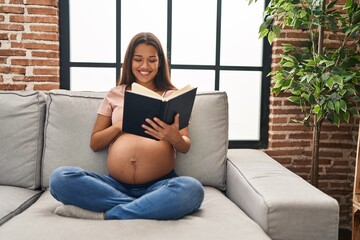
left=107, top=133, right=175, bottom=184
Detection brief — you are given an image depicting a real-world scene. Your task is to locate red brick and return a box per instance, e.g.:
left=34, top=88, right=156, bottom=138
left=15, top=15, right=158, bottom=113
left=30, top=24, right=58, bottom=32
left=269, top=133, right=287, bottom=140
left=22, top=33, right=58, bottom=41
left=25, top=0, right=58, bottom=7
left=10, top=15, right=58, bottom=24
left=0, top=83, right=26, bottom=90
left=27, top=7, right=58, bottom=15
left=0, top=6, right=24, bottom=14
left=265, top=149, right=304, bottom=156
left=33, top=83, right=59, bottom=91
left=0, top=23, right=24, bottom=31
left=9, top=0, right=23, bottom=3
left=31, top=51, right=58, bottom=58
left=14, top=76, right=59, bottom=82
left=11, top=59, right=59, bottom=66
left=0, top=49, right=26, bottom=56
left=11, top=59, right=30, bottom=66
left=269, top=140, right=311, bottom=148
left=33, top=67, right=58, bottom=75
left=0, top=66, right=10, bottom=73
left=10, top=66, right=26, bottom=74
left=11, top=42, right=58, bottom=51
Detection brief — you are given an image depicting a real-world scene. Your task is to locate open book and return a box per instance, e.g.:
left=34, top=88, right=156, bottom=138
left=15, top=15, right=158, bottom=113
left=122, top=82, right=197, bottom=139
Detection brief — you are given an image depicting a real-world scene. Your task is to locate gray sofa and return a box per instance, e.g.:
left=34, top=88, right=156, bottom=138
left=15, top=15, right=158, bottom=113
left=0, top=90, right=339, bottom=240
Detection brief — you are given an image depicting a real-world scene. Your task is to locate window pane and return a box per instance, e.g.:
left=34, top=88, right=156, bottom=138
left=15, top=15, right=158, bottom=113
left=221, top=0, right=264, bottom=66
left=69, top=0, right=116, bottom=63
left=70, top=67, right=116, bottom=91
left=219, top=71, right=262, bottom=140
left=172, top=0, right=217, bottom=65
left=121, top=0, right=167, bottom=62
left=170, top=69, right=215, bottom=92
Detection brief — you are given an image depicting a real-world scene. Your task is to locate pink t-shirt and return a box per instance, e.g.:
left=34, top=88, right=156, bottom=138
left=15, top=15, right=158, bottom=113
left=97, top=84, right=176, bottom=125
left=97, top=85, right=126, bottom=125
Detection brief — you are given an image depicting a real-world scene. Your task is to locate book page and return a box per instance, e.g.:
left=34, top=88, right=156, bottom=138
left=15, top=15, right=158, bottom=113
left=131, top=83, right=163, bottom=100
left=165, top=85, right=193, bottom=101
left=131, top=82, right=194, bottom=101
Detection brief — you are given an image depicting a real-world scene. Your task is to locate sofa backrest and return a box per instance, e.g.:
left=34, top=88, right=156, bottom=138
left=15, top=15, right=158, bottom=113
left=41, top=90, right=228, bottom=190
left=0, top=91, right=46, bottom=190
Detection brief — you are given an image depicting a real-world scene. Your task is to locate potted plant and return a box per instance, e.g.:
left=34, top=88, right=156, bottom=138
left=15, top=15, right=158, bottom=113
left=250, top=0, right=360, bottom=187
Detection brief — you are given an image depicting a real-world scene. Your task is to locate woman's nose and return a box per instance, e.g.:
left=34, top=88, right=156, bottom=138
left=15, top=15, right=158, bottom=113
left=141, top=60, right=149, bottom=69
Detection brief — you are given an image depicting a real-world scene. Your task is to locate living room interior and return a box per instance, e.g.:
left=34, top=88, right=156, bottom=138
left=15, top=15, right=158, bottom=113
left=0, top=0, right=359, bottom=240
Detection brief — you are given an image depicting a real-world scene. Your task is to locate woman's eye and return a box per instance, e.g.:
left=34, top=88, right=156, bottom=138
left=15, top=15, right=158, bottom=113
left=133, top=58, right=142, bottom=62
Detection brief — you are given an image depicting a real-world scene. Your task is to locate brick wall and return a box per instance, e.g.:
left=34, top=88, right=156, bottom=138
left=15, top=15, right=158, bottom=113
left=0, top=0, right=59, bottom=91
left=0, top=0, right=358, bottom=230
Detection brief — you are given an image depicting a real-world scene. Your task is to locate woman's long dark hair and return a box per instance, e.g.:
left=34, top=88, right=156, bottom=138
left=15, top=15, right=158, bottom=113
left=118, top=32, right=175, bottom=91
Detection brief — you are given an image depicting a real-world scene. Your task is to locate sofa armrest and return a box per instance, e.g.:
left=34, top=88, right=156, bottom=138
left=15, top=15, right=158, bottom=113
left=226, top=149, right=339, bottom=240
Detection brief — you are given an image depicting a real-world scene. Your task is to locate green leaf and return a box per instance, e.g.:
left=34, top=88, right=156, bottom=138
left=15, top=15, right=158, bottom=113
left=259, top=22, right=268, bottom=33
left=349, top=107, right=360, bottom=117
left=319, top=60, right=335, bottom=67
left=291, top=89, right=302, bottom=95
left=335, top=101, right=340, bottom=114
left=282, top=61, right=294, bottom=67
left=268, top=31, right=276, bottom=44
left=340, top=100, right=347, bottom=112
left=326, top=77, right=335, bottom=89
left=344, top=0, right=353, bottom=9
left=259, top=29, right=269, bottom=39
left=333, top=75, right=343, bottom=85
left=334, top=114, right=340, bottom=127
left=308, top=94, right=316, bottom=105
left=272, top=25, right=281, bottom=36
left=327, top=101, right=335, bottom=110
left=288, top=96, right=301, bottom=103
left=272, top=87, right=282, bottom=95
left=342, top=112, right=350, bottom=123
left=322, top=72, right=331, bottom=81
left=313, top=105, right=321, bottom=114
left=306, top=60, right=316, bottom=66
left=339, top=89, right=347, bottom=96
left=327, top=0, right=338, bottom=9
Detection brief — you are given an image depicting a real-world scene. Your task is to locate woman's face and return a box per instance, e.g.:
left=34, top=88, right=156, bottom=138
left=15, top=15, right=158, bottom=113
left=132, top=43, right=160, bottom=89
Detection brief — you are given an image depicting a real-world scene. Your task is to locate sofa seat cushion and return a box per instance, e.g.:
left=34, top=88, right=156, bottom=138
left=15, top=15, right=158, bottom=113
left=0, top=186, right=42, bottom=226
left=0, top=187, right=270, bottom=240
left=0, top=91, right=46, bottom=189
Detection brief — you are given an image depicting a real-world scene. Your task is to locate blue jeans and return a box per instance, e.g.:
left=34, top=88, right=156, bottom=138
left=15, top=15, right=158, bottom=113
left=49, top=166, right=204, bottom=220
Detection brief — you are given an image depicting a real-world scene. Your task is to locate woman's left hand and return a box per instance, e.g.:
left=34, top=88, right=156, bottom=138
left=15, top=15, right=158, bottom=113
left=142, top=114, right=182, bottom=144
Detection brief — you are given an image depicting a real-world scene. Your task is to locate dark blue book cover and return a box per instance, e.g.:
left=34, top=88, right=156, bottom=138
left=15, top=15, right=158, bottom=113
left=122, top=85, right=197, bottom=140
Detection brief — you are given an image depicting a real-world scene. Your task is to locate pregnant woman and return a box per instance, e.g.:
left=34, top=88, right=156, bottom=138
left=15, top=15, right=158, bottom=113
left=49, top=32, right=204, bottom=220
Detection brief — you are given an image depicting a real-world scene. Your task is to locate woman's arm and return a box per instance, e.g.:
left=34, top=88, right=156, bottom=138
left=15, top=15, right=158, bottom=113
left=90, top=114, right=122, bottom=152
left=170, top=127, right=191, bottom=154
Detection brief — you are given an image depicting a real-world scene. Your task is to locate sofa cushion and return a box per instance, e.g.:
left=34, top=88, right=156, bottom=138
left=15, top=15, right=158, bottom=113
left=42, top=90, right=108, bottom=189
left=0, top=186, right=42, bottom=226
left=226, top=149, right=339, bottom=240
left=175, top=92, right=228, bottom=190
left=0, top=91, right=46, bottom=189
left=0, top=187, right=270, bottom=240
left=42, top=90, right=228, bottom=190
